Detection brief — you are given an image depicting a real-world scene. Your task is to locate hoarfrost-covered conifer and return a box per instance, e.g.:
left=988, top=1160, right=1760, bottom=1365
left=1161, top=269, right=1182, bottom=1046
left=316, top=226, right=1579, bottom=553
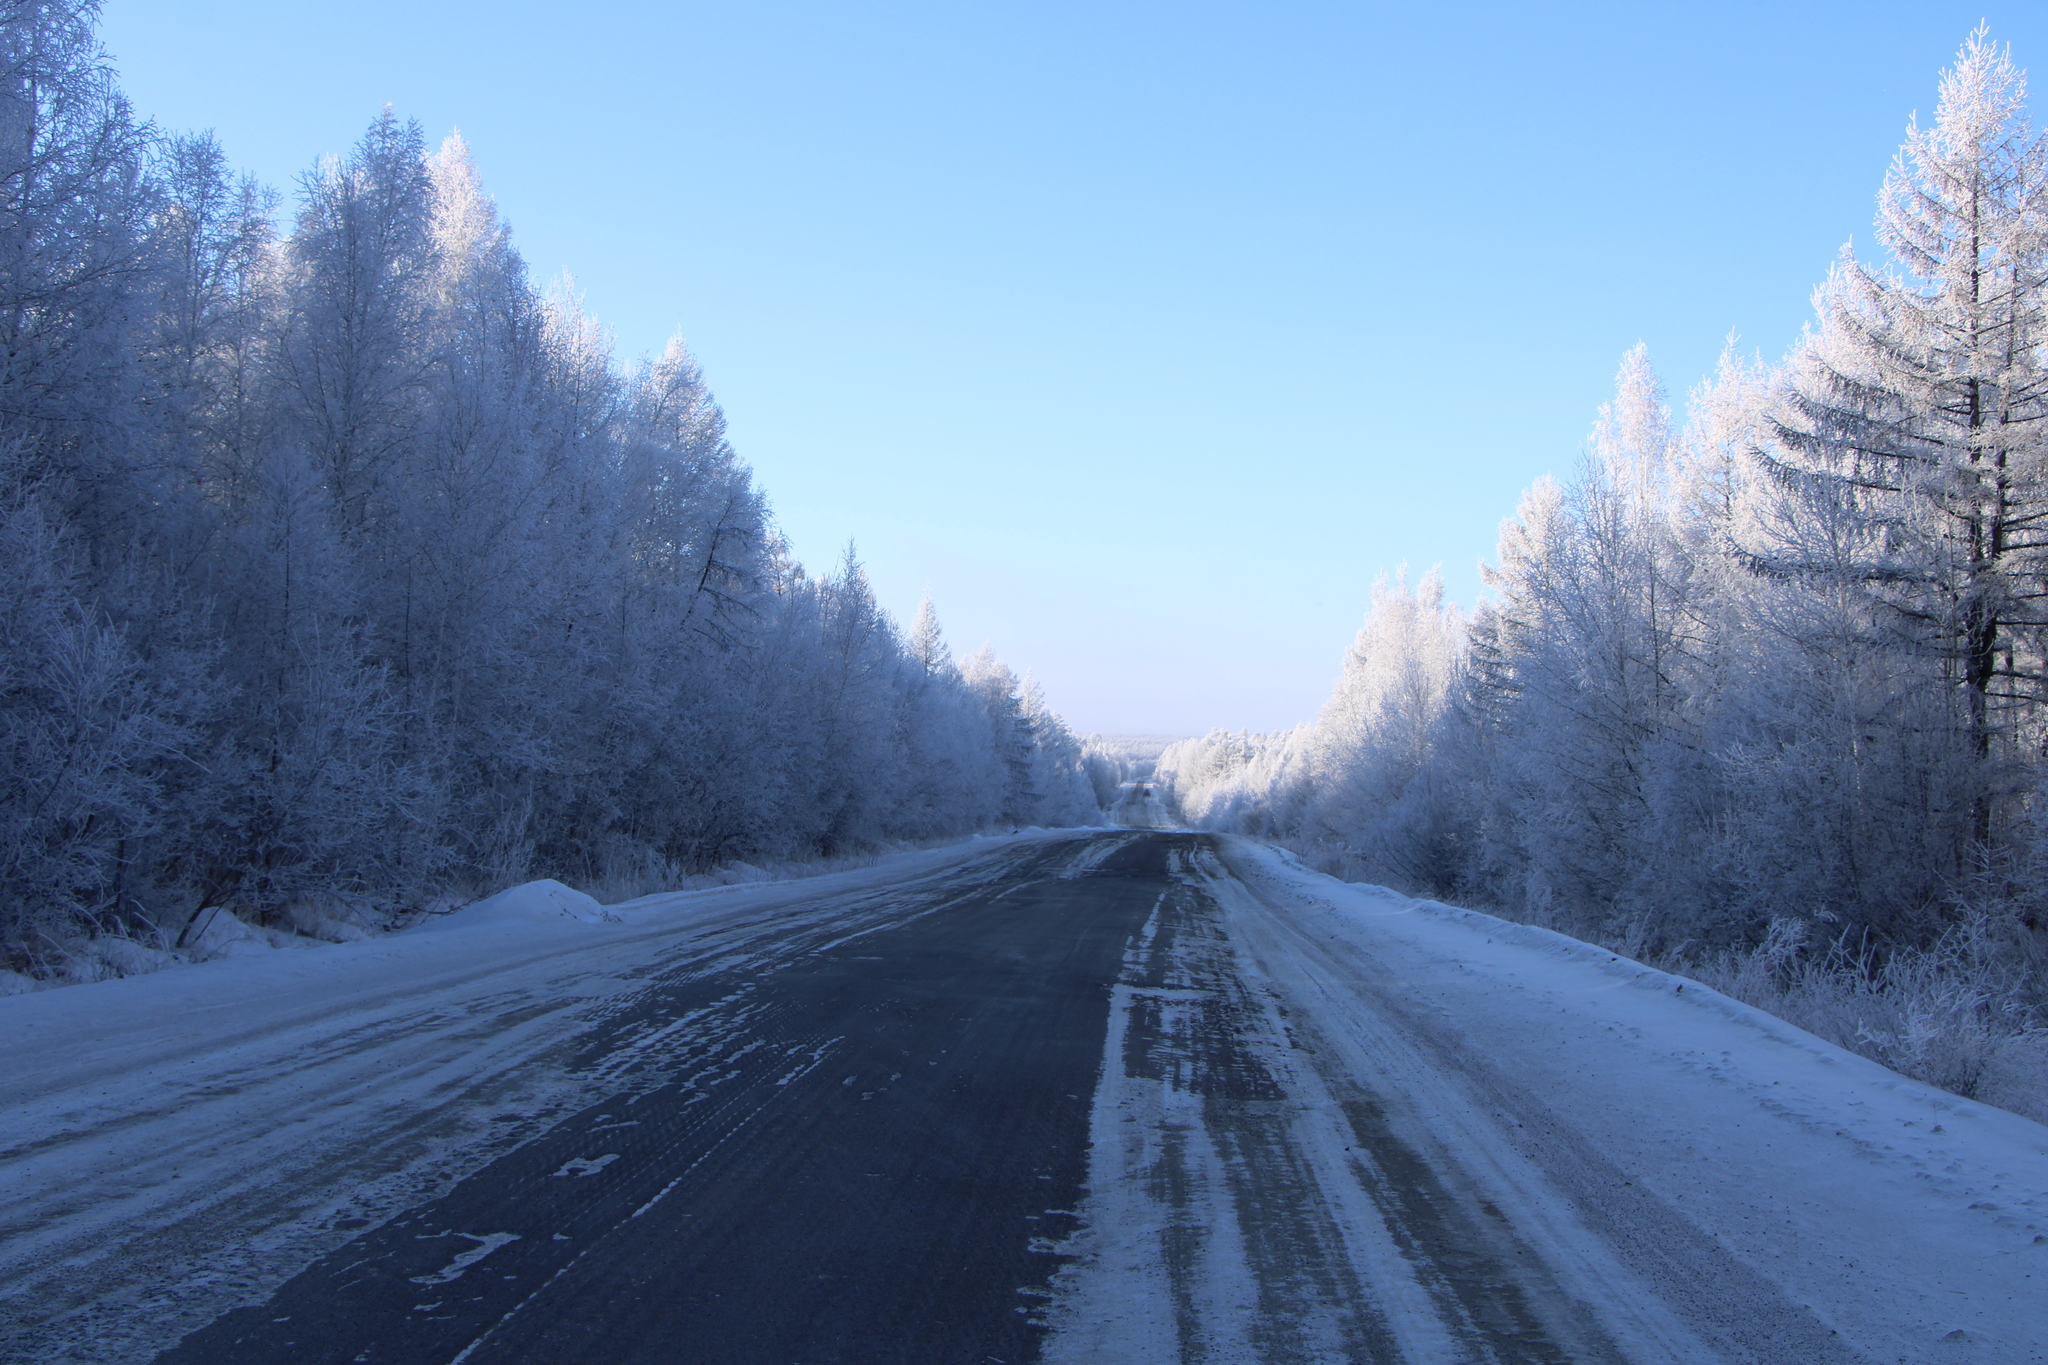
left=280, top=110, right=437, bottom=536
left=1304, top=570, right=1464, bottom=890
left=1763, top=27, right=2048, bottom=839
left=910, top=593, right=950, bottom=677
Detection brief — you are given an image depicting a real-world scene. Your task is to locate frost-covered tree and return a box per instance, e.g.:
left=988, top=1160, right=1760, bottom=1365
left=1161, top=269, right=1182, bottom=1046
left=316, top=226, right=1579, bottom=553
left=1761, top=28, right=2048, bottom=843
left=909, top=592, right=949, bottom=676
left=0, top=459, right=202, bottom=943
left=1019, top=672, right=1099, bottom=826
left=1459, top=348, right=1711, bottom=936
left=1302, top=570, right=1466, bottom=892
left=0, top=0, right=157, bottom=568
left=0, top=17, right=1107, bottom=968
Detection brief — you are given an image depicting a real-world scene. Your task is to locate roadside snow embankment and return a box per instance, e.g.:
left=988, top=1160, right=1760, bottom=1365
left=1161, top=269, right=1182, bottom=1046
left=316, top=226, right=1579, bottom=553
left=1220, top=836, right=2048, bottom=1365
left=4, top=825, right=1111, bottom=996
left=413, top=879, right=618, bottom=932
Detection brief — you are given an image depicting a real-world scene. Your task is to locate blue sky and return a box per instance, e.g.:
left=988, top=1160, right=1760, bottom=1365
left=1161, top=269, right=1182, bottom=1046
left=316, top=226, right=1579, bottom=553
left=99, top=1, right=2048, bottom=735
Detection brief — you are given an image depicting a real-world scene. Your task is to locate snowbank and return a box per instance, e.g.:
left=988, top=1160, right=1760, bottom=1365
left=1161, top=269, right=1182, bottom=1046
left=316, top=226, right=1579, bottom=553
left=7, top=825, right=1118, bottom=994
left=413, top=879, right=619, bottom=932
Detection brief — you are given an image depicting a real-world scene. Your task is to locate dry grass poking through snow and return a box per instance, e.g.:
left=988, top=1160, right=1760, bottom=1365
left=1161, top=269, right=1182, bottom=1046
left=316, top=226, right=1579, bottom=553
left=1682, top=915, right=2048, bottom=1126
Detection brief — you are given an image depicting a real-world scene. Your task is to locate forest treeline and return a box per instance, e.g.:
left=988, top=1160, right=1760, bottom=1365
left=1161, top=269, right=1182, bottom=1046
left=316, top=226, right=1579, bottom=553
left=0, top=1, right=1111, bottom=976
left=1162, top=31, right=2048, bottom=1112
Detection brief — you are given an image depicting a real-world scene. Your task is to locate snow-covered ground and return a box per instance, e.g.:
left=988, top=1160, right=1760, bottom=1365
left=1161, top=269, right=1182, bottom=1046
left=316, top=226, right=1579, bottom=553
left=1045, top=836, right=2048, bottom=1363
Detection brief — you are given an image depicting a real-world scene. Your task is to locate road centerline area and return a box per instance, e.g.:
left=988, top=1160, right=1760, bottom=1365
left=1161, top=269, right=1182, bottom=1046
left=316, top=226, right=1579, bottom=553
left=149, top=834, right=1167, bottom=1365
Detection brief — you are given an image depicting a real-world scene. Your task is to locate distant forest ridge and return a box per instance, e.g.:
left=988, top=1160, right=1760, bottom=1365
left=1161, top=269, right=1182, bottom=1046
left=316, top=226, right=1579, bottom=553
left=1083, top=735, right=1186, bottom=763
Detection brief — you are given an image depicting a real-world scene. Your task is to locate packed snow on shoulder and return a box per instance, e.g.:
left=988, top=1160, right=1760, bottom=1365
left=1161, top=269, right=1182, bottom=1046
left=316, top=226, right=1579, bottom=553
left=416, top=879, right=620, bottom=932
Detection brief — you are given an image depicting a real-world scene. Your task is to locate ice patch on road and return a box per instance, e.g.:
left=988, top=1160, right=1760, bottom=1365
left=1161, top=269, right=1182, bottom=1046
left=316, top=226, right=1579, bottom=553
left=1054, top=833, right=1140, bottom=879
left=408, top=1231, right=520, bottom=1285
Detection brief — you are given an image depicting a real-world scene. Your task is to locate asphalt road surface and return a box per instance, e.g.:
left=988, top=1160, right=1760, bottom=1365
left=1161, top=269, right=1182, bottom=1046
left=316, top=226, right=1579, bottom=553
left=158, top=834, right=1166, bottom=1365
left=8, top=830, right=2036, bottom=1364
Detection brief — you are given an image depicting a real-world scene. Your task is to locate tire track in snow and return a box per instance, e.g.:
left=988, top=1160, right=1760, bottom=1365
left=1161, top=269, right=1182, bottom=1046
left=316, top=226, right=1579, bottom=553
left=1198, top=839, right=1868, bottom=1365
left=1043, top=835, right=1839, bottom=1364
left=1045, top=844, right=1480, bottom=1363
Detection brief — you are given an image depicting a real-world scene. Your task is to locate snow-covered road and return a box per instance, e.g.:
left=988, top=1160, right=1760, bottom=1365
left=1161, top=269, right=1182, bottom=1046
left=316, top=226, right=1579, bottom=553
left=1047, top=838, right=2048, bottom=1363
left=2, top=832, right=2044, bottom=1363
